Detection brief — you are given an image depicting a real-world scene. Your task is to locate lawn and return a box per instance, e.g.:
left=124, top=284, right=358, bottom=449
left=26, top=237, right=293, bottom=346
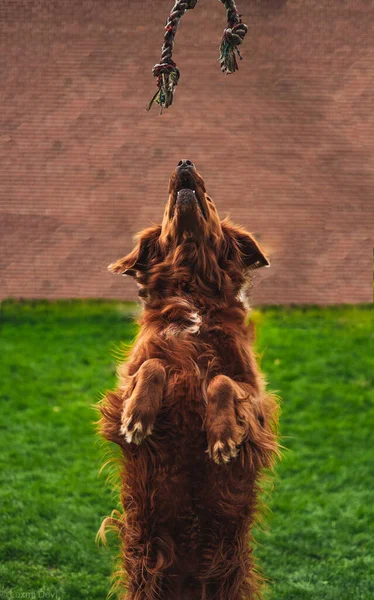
left=0, top=299, right=373, bottom=600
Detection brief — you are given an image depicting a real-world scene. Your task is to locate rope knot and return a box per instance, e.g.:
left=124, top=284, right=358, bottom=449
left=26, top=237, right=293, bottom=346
left=147, top=62, right=181, bottom=114
left=219, top=21, right=248, bottom=74
left=152, top=61, right=179, bottom=78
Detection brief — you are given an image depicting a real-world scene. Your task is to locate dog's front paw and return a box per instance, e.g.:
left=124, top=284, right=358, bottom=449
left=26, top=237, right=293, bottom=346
left=206, top=437, right=240, bottom=465
left=120, top=406, right=154, bottom=445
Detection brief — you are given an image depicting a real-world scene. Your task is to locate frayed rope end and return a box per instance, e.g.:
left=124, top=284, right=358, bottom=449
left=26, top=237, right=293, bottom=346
left=146, top=64, right=180, bottom=114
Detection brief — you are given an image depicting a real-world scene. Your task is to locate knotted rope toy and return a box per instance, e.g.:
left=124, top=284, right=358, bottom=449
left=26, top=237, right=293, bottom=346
left=146, top=0, right=248, bottom=114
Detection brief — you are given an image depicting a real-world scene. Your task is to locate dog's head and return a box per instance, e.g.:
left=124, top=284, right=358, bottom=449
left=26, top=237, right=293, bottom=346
left=108, top=161, right=269, bottom=304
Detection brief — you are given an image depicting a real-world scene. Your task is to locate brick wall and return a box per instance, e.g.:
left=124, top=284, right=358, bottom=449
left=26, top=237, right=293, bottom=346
left=0, top=0, right=373, bottom=305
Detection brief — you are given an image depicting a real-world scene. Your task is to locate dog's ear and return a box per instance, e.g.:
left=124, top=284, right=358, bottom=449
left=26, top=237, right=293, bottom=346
left=221, top=219, right=270, bottom=270
left=108, top=225, right=161, bottom=278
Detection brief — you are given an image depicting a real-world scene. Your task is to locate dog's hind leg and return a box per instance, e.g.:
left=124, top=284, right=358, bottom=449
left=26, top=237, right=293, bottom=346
left=119, top=513, right=179, bottom=600
left=197, top=512, right=260, bottom=600
left=120, top=457, right=198, bottom=600
left=109, top=489, right=187, bottom=600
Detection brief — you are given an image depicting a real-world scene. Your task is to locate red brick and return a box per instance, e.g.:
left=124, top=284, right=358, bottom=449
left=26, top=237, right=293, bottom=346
left=0, top=0, right=373, bottom=304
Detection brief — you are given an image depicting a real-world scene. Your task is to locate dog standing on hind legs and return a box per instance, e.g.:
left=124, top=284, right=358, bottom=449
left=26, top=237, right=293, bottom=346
left=99, top=160, right=279, bottom=600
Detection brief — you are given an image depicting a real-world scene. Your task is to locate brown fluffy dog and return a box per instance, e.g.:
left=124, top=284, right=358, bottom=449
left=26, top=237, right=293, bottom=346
left=99, top=160, right=279, bottom=600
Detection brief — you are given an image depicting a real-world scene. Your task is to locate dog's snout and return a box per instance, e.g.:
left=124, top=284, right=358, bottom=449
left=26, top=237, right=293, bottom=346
left=177, top=159, right=195, bottom=169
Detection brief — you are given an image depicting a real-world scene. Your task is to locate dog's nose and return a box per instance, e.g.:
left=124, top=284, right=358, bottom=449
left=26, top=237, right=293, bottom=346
left=177, top=159, right=195, bottom=169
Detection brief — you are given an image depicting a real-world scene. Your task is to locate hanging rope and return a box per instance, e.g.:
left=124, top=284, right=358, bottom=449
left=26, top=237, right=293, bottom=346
left=146, top=0, right=248, bottom=114
left=218, top=0, right=248, bottom=75
left=146, top=0, right=199, bottom=114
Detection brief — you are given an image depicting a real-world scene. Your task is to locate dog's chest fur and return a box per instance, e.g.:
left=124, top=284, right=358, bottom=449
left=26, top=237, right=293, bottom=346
left=161, top=298, right=202, bottom=339
left=157, top=297, right=248, bottom=384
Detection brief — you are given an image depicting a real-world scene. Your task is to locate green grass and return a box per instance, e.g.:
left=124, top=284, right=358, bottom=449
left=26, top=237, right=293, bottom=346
left=0, top=299, right=373, bottom=599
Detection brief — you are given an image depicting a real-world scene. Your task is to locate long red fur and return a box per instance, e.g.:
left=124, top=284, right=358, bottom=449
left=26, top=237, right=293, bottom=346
left=98, top=163, right=280, bottom=600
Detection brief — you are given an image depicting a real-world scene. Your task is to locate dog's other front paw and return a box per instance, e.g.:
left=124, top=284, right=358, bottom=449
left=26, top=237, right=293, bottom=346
left=206, top=437, right=240, bottom=465
left=119, top=407, right=154, bottom=445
